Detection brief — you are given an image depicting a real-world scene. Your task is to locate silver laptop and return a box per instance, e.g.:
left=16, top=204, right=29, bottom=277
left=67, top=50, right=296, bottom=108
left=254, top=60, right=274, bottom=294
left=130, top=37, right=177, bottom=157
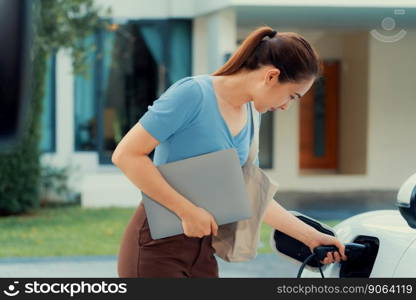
left=141, top=148, right=252, bottom=239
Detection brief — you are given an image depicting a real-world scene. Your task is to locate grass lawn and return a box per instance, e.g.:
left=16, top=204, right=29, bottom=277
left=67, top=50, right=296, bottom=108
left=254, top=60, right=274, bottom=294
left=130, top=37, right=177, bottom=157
left=0, top=205, right=341, bottom=258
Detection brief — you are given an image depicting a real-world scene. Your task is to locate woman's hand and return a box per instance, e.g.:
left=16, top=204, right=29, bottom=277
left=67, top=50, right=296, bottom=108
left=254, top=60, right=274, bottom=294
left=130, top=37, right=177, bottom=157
left=306, top=231, right=348, bottom=264
left=180, top=205, right=218, bottom=238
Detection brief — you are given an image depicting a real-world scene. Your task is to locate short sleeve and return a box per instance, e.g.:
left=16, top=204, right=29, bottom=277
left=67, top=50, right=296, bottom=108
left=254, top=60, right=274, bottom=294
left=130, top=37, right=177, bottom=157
left=138, top=77, right=203, bottom=143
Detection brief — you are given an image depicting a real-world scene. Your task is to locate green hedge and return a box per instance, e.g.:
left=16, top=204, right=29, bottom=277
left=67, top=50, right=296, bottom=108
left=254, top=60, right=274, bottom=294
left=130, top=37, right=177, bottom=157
left=0, top=48, right=47, bottom=215
left=0, top=0, right=108, bottom=215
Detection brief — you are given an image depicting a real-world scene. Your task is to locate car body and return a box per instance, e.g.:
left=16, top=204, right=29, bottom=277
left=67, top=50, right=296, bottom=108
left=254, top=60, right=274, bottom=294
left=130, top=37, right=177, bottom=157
left=270, top=172, right=416, bottom=278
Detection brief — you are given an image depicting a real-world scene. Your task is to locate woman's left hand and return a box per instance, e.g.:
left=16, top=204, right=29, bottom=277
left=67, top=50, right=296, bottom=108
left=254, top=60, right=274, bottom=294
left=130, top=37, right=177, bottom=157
left=306, top=231, right=348, bottom=264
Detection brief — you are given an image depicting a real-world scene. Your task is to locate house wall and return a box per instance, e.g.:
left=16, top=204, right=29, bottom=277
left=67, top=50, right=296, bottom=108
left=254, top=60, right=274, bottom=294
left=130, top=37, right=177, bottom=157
left=95, top=0, right=416, bottom=19
left=367, top=29, right=416, bottom=188
left=95, top=0, right=196, bottom=19
left=339, top=32, right=369, bottom=175
left=193, top=8, right=237, bottom=75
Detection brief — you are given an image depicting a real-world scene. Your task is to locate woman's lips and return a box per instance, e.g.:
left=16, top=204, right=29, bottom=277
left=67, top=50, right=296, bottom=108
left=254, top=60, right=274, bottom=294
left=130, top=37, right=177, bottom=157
left=269, top=107, right=277, bottom=111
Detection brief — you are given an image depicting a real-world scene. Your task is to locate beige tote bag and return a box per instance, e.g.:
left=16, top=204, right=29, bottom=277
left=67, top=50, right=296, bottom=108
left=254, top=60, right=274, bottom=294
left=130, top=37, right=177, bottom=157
left=211, top=101, right=280, bottom=262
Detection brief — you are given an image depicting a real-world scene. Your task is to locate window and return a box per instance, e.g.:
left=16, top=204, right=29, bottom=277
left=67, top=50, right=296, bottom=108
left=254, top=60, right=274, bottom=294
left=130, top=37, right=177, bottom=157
left=72, top=19, right=196, bottom=164
left=74, top=33, right=99, bottom=151
left=259, top=111, right=274, bottom=169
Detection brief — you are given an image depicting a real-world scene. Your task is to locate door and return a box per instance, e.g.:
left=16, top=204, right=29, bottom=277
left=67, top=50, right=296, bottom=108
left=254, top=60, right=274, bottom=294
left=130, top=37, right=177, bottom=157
left=299, top=60, right=340, bottom=170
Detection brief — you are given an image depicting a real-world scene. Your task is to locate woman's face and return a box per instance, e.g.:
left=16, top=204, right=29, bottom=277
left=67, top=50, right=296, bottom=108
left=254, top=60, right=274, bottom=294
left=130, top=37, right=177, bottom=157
left=252, top=68, right=315, bottom=113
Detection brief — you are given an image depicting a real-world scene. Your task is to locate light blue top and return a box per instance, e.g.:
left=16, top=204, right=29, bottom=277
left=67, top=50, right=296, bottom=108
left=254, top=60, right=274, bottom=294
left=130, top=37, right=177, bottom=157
left=138, top=74, right=261, bottom=167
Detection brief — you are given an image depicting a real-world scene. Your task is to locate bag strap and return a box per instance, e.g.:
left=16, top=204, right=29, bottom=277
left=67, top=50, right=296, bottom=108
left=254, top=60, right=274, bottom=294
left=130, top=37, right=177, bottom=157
left=245, top=101, right=260, bottom=166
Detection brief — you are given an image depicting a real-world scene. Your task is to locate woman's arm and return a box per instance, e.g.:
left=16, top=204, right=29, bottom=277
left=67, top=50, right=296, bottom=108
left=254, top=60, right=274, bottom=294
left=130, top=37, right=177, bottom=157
left=112, top=122, right=218, bottom=238
left=262, top=199, right=348, bottom=263
left=112, top=123, right=193, bottom=219
left=262, top=199, right=317, bottom=246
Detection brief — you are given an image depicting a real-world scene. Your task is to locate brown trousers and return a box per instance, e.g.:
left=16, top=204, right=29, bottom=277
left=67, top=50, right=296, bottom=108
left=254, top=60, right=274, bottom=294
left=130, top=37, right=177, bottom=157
left=117, top=202, right=219, bottom=278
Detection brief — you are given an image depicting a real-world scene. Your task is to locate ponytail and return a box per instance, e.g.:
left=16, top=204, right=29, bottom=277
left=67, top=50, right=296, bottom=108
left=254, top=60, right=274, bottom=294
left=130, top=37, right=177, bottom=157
left=212, top=25, right=321, bottom=83
left=212, top=27, right=276, bottom=76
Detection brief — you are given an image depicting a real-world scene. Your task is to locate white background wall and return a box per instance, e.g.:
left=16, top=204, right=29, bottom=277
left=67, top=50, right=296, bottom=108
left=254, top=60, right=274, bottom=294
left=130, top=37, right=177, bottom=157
left=95, top=0, right=196, bottom=19
left=367, top=29, right=416, bottom=187
left=95, top=0, right=416, bottom=19
left=232, top=0, right=416, bottom=7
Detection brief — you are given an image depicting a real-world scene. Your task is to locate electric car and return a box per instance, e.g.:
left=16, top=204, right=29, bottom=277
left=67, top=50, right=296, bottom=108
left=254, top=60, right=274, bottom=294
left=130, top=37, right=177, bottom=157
left=270, top=172, right=416, bottom=278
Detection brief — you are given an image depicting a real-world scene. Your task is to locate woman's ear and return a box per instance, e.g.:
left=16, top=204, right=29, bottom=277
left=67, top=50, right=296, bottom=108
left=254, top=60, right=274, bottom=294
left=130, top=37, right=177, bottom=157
left=265, top=68, right=280, bottom=86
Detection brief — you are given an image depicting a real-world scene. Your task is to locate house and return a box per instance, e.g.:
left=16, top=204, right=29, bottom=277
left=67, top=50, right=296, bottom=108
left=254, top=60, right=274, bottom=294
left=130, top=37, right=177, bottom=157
left=40, top=0, right=416, bottom=209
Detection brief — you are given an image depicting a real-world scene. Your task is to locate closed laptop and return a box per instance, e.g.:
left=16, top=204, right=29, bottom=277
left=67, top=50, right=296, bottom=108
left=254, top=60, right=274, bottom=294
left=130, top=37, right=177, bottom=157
left=141, top=148, right=252, bottom=239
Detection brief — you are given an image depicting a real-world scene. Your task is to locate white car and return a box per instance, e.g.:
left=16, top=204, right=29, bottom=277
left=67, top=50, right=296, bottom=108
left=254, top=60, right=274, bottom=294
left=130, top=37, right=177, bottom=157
left=270, top=173, right=416, bottom=278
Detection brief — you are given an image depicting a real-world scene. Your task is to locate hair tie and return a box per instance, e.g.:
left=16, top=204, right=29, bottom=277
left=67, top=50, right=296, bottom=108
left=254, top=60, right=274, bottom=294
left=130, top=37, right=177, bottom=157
left=268, top=30, right=277, bottom=38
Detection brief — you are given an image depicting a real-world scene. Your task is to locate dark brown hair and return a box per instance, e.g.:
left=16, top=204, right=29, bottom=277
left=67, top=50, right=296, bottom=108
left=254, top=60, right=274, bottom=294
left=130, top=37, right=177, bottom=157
left=212, top=26, right=322, bottom=83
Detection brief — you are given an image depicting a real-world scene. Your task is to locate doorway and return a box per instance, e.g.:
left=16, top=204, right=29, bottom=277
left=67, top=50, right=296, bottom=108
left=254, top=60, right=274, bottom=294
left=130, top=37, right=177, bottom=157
left=299, top=60, right=340, bottom=172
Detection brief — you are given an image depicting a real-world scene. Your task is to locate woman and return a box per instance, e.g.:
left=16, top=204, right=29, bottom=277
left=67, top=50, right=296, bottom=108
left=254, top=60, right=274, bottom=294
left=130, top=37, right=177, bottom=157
left=114, top=26, right=348, bottom=278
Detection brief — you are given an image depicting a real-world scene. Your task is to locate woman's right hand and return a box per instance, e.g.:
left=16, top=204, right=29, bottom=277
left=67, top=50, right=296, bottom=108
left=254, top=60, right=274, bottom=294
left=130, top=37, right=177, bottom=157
left=306, top=230, right=348, bottom=264
left=180, top=205, right=218, bottom=238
